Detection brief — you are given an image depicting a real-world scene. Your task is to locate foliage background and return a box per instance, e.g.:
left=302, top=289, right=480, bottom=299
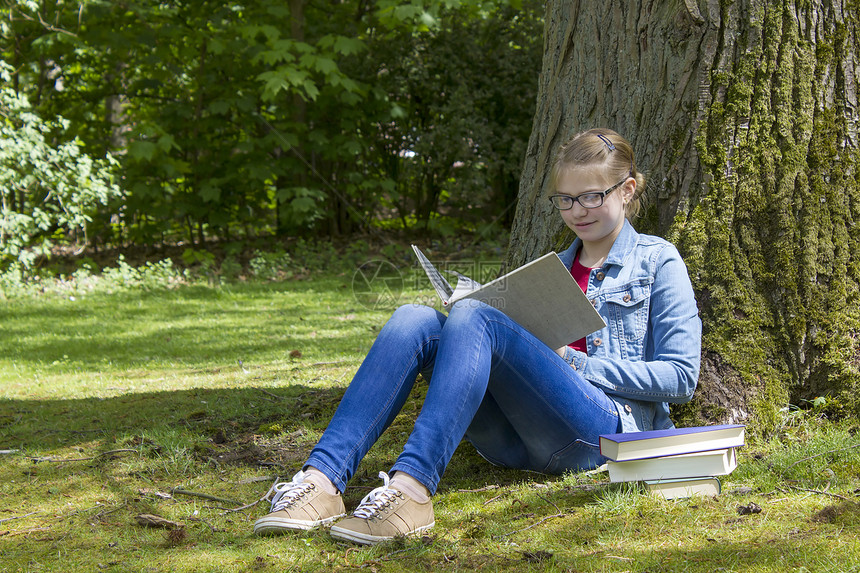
left=1, top=0, right=542, bottom=262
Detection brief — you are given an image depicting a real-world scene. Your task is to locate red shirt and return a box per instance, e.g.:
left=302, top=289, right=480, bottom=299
left=568, top=252, right=592, bottom=353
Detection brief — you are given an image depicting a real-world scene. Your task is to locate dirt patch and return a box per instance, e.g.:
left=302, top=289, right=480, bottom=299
left=194, top=429, right=314, bottom=472
left=811, top=501, right=860, bottom=524
left=201, top=444, right=267, bottom=466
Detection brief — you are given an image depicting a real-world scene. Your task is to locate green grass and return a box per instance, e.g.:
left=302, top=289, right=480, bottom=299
left=1, top=265, right=860, bottom=572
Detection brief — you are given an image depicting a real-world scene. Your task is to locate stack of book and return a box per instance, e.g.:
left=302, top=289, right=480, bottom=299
left=598, top=424, right=746, bottom=499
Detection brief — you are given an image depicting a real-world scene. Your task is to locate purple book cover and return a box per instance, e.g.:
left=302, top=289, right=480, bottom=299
left=600, top=424, right=745, bottom=444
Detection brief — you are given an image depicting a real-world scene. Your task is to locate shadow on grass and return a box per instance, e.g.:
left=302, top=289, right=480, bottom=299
left=0, top=278, right=539, bottom=516
left=5, top=374, right=842, bottom=570
left=0, top=380, right=533, bottom=495
left=530, top=515, right=853, bottom=570
left=413, top=535, right=853, bottom=571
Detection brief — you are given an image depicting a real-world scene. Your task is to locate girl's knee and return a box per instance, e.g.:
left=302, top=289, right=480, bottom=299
left=384, top=304, right=444, bottom=336
left=391, top=303, right=439, bottom=322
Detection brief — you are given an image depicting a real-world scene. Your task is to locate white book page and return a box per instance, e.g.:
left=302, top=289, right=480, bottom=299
left=445, top=272, right=483, bottom=305
left=411, top=245, right=453, bottom=301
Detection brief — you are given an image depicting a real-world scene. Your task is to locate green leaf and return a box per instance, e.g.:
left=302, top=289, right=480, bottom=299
left=283, top=67, right=309, bottom=85
left=298, top=53, right=316, bottom=70
left=332, top=36, right=366, bottom=56
left=255, top=45, right=296, bottom=66
left=291, top=196, right=316, bottom=213
left=258, top=25, right=281, bottom=42
left=128, top=141, right=157, bottom=161
left=200, top=183, right=221, bottom=202
left=157, top=134, right=177, bottom=152
left=293, top=41, right=315, bottom=54
left=419, top=11, right=437, bottom=28
left=313, top=57, right=339, bottom=75
left=393, top=5, right=422, bottom=22
left=257, top=68, right=310, bottom=100
left=301, top=80, right=320, bottom=101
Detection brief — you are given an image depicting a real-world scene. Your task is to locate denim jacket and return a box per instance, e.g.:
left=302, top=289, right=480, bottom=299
left=558, top=220, right=701, bottom=433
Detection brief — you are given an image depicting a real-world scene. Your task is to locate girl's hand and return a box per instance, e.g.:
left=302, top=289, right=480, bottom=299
left=555, top=345, right=577, bottom=369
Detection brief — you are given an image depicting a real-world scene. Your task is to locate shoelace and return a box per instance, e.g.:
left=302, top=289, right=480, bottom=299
left=352, top=471, right=401, bottom=519
left=265, top=470, right=315, bottom=513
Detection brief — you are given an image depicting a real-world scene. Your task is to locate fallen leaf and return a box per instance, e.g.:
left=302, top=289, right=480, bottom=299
left=523, top=550, right=553, bottom=563
left=736, top=502, right=762, bottom=516
left=134, top=514, right=183, bottom=529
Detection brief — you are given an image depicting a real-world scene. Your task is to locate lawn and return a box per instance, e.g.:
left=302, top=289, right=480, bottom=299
left=1, top=255, right=859, bottom=572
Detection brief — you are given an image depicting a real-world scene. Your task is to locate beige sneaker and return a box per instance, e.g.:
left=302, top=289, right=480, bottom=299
left=253, top=471, right=346, bottom=534
left=330, top=472, right=434, bottom=545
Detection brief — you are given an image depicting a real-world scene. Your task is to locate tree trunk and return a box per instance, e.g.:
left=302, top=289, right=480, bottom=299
left=509, top=0, right=860, bottom=431
left=105, top=62, right=128, bottom=151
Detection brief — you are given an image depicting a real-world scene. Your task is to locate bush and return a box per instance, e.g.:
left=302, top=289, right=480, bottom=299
left=0, top=61, right=121, bottom=268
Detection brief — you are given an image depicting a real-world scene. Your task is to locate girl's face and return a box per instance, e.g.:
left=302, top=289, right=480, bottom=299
left=554, top=166, right=635, bottom=249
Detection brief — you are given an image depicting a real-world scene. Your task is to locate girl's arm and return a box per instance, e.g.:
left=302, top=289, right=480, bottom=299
left=565, top=247, right=701, bottom=403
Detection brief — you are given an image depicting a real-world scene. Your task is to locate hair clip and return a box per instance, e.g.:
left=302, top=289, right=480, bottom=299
left=596, top=133, right=615, bottom=151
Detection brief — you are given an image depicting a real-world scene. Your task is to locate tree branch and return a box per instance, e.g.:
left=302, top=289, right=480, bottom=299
left=0, top=512, right=39, bottom=525
left=782, top=444, right=860, bottom=474
left=8, top=7, right=78, bottom=37
left=170, top=488, right=242, bottom=506
left=779, top=486, right=851, bottom=501
left=30, top=449, right=138, bottom=463
left=493, top=494, right=569, bottom=539
left=492, top=511, right=569, bottom=539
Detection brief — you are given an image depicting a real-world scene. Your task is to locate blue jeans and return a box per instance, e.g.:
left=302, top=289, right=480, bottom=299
left=305, top=301, right=621, bottom=495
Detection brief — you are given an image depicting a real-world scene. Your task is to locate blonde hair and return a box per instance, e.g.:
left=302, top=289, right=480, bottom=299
left=549, top=128, right=645, bottom=220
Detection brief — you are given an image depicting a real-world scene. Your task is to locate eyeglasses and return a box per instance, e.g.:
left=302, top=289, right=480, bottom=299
left=549, top=178, right=627, bottom=210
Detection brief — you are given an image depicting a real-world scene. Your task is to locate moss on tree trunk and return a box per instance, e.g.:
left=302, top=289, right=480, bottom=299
left=509, top=0, right=860, bottom=433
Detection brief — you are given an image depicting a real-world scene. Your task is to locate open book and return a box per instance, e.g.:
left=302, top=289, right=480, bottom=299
left=412, top=245, right=606, bottom=349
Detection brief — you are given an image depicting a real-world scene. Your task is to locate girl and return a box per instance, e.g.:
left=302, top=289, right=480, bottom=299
left=253, top=128, right=701, bottom=545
